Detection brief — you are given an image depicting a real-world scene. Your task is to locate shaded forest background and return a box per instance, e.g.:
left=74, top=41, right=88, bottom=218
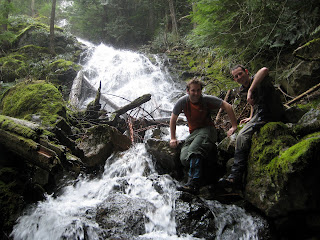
left=0, top=0, right=319, bottom=92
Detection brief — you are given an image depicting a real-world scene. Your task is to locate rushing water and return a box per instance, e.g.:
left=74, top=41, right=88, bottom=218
left=11, top=43, right=268, bottom=240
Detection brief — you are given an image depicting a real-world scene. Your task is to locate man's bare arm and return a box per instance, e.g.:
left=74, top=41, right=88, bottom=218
left=169, top=113, right=179, bottom=148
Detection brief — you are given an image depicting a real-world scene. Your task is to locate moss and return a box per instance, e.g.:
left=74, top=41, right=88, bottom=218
left=49, top=59, right=81, bottom=72
left=266, top=132, right=320, bottom=177
left=0, top=180, right=25, bottom=231
left=249, top=122, right=298, bottom=176
left=0, top=115, right=39, bottom=140
left=0, top=81, right=66, bottom=127
left=17, top=44, right=49, bottom=55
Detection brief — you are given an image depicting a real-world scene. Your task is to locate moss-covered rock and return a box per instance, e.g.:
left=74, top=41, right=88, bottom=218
left=246, top=122, right=320, bottom=218
left=0, top=81, right=66, bottom=127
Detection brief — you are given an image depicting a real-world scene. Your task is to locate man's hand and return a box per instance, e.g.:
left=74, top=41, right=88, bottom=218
left=227, top=126, right=237, bottom=137
left=170, top=139, right=179, bottom=148
left=240, top=117, right=252, bottom=124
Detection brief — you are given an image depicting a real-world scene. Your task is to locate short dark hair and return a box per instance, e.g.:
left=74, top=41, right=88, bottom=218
left=230, top=64, right=246, bottom=73
left=186, top=77, right=204, bottom=90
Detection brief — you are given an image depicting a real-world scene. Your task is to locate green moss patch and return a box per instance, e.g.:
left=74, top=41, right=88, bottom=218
left=0, top=115, right=38, bottom=140
left=249, top=122, right=297, bottom=166
left=266, top=132, right=320, bottom=176
left=0, top=81, right=66, bottom=127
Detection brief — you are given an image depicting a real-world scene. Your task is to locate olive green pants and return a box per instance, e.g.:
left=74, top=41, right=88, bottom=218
left=180, top=126, right=217, bottom=167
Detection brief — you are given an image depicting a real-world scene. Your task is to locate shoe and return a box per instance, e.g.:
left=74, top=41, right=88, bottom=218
left=177, top=178, right=200, bottom=194
left=218, top=177, right=242, bottom=190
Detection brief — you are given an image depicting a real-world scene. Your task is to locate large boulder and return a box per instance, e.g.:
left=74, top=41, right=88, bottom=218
left=245, top=120, right=320, bottom=236
left=145, top=138, right=183, bottom=180
left=77, top=124, right=131, bottom=167
left=0, top=81, right=67, bottom=127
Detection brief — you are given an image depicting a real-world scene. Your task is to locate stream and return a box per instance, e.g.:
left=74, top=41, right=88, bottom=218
left=11, top=43, right=269, bottom=240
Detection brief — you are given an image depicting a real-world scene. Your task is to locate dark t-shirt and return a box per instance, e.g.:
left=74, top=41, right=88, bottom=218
left=241, top=75, right=285, bottom=122
left=172, top=95, right=222, bottom=133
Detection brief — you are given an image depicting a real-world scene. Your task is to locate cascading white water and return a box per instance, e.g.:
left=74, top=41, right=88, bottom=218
left=11, top=43, right=267, bottom=240
left=78, top=42, right=183, bottom=118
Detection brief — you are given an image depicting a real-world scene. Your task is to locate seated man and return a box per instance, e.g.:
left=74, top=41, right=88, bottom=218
left=170, top=77, right=238, bottom=193
left=219, top=65, right=285, bottom=189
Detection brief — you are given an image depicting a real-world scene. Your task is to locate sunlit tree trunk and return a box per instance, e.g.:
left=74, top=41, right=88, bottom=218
left=1, top=0, right=11, bottom=32
left=167, top=0, right=179, bottom=41
left=31, top=0, right=36, bottom=17
left=49, top=0, right=56, bottom=55
left=191, top=1, right=197, bottom=29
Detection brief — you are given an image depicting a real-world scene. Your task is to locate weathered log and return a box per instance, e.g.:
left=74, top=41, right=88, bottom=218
left=69, top=70, right=83, bottom=107
left=114, top=94, right=152, bottom=116
left=284, top=82, right=320, bottom=108
left=82, top=76, right=120, bottom=111
left=108, top=94, right=152, bottom=122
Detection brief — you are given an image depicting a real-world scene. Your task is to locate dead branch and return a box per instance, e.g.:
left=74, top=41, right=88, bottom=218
left=284, top=82, right=320, bottom=108
left=215, top=90, right=231, bottom=124
left=114, top=94, right=152, bottom=117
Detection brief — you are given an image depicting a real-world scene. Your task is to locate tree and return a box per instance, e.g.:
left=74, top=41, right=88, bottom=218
left=31, top=0, right=35, bottom=17
left=49, top=0, right=56, bottom=55
left=167, top=0, right=179, bottom=41
left=1, top=0, right=11, bottom=32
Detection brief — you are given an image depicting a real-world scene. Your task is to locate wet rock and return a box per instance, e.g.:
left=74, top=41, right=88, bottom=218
left=96, top=193, right=155, bottom=238
left=77, top=124, right=131, bottom=168
left=175, top=192, right=217, bottom=239
left=145, top=138, right=183, bottom=180
left=293, top=108, right=320, bottom=137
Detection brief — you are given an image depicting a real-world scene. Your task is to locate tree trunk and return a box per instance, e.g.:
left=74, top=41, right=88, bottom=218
left=191, top=1, right=197, bottom=29
left=49, top=0, right=56, bottom=55
left=31, top=0, right=36, bottom=17
left=1, top=0, right=11, bottom=32
left=167, top=0, right=179, bottom=41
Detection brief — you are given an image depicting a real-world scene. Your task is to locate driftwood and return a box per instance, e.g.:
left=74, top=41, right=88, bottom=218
left=284, top=82, right=320, bottom=108
left=112, top=94, right=152, bottom=117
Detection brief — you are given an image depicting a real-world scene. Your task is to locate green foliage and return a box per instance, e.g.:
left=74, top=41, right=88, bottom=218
left=187, top=0, right=320, bottom=64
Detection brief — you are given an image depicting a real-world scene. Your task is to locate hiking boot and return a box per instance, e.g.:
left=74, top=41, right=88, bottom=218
left=218, top=176, right=242, bottom=190
left=177, top=178, right=200, bottom=194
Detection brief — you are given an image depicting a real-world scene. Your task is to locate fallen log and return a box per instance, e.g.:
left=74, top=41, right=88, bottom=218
left=113, top=94, right=151, bottom=116
left=284, top=82, right=320, bottom=108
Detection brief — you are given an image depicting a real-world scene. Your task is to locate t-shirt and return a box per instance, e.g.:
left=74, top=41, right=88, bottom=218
left=172, top=95, right=222, bottom=133
left=241, top=75, right=285, bottom=122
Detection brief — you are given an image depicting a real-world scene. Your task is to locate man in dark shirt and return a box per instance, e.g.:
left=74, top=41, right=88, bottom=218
left=170, top=77, right=238, bottom=193
left=219, top=64, right=285, bottom=189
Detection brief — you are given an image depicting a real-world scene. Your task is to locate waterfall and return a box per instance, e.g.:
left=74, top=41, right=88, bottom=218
left=11, top=43, right=268, bottom=240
